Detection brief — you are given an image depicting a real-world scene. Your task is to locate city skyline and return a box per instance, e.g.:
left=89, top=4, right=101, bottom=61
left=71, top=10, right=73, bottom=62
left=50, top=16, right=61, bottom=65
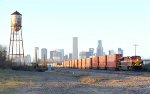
left=0, top=0, right=150, bottom=59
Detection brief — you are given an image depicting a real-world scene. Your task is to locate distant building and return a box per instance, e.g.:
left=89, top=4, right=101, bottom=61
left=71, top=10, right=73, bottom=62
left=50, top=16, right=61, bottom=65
left=64, top=54, right=68, bottom=60
left=50, top=51, right=55, bottom=59
left=103, top=52, right=106, bottom=55
left=56, top=49, right=64, bottom=61
left=69, top=53, right=72, bottom=60
left=25, top=54, right=31, bottom=65
left=109, top=50, right=116, bottom=55
left=50, top=49, right=64, bottom=62
left=41, top=48, right=47, bottom=61
left=93, top=53, right=97, bottom=56
left=12, top=56, right=21, bottom=65
left=53, top=51, right=62, bottom=61
left=89, top=48, right=94, bottom=56
left=96, top=40, right=103, bottom=56
left=73, top=37, right=78, bottom=59
left=118, top=48, right=123, bottom=55
left=142, top=59, right=150, bottom=64
left=34, top=47, right=39, bottom=63
left=79, top=51, right=91, bottom=59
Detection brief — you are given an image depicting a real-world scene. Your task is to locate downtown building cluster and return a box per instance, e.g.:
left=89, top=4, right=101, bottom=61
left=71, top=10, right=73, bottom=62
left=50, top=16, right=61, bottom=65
left=24, top=37, right=124, bottom=65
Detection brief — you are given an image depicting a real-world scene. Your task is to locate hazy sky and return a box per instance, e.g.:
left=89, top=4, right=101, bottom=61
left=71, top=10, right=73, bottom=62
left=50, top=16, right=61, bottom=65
left=0, top=0, right=150, bottom=59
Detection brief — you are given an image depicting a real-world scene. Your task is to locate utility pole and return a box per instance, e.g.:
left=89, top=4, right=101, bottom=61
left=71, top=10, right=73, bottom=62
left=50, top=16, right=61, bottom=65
left=133, top=44, right=138, bottom=56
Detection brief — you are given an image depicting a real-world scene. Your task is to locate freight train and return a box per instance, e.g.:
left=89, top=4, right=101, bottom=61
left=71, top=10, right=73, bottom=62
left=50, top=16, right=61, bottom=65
left=61, top=54, right=143, bottom=70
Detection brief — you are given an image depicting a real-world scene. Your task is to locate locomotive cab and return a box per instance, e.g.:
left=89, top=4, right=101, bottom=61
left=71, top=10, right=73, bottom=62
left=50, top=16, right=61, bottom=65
left=131, top=56, right=143, bottom=70
left=119, top=56, right=143, bottom=70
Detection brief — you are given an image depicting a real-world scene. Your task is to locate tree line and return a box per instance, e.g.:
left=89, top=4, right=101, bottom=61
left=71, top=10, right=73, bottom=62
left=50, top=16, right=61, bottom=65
left=0, top=44, right=11, bottom=69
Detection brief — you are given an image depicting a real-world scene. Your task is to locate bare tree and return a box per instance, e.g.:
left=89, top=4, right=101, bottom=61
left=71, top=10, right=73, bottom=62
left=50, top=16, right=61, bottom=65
left=0, top=44, right=7, bottom=63
left=0, top=44, right=10, bottom=69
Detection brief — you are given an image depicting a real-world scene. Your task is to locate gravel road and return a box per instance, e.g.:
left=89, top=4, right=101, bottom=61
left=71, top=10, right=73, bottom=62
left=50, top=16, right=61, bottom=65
left=13, top=68, right=150, bottom=94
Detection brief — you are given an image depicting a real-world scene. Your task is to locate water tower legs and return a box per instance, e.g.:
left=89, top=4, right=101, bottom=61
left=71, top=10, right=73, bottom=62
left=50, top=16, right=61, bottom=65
left=8, top=28, right=25, bottom=66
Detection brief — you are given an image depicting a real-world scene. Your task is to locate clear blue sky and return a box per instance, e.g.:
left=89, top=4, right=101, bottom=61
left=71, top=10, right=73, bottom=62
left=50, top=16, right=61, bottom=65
left=0, top=0, right=150, bottom=59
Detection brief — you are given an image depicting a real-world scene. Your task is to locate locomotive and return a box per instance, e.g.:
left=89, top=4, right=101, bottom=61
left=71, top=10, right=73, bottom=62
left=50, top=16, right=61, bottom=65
left=61, top=54, right=143, bottom=71
left=119, top=56, right=143, bottom=70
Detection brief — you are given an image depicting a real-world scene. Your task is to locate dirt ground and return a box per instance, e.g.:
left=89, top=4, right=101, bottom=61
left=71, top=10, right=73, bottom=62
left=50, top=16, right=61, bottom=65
left=0, top=69, right=150, bottom=94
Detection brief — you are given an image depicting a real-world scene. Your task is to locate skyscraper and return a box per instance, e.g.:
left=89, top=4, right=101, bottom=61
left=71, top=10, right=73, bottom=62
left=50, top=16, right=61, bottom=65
left=118, top=48, right=123, bottom=55
left=69, top=53, right=72, bottom=60
left=89, top=48, right=94, bottom=57
left=73, top=37, right=78, bottom=59
left=41, top=48, right=47, bottom=61
left=96, top=40, right=103, bottom=56
left=35, top=47, right=39, bottom=63
left=50, top=51, right=55, bottom=59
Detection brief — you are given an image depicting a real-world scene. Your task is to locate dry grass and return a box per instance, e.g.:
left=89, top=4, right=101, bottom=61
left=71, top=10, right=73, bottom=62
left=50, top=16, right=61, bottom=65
left=0, top=69, right=41, bottom=81
left=51, top=70, right=104, bottom=84
left=102, top=75, right=150, bottom=87
left=80, top=76, right=106, bottom=84
left=107, top=79, right=139, bottom=87
left=0, top=69, right=38, bottom=94
left=0, top=80, right=33, bottom=87
left=78, top=73, right=150, bottom=87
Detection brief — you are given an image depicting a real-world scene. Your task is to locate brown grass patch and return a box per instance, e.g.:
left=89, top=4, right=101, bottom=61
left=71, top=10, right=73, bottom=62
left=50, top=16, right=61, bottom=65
left=110, top=79, right=123, bottom=84
left=80, top=76, right=106, bottom=84
left=0, top=80, right=34, bottom=88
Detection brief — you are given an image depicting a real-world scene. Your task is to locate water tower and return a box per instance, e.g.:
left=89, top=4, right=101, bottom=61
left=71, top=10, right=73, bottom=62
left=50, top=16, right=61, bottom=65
left=8, top=11, right=25, bottom=66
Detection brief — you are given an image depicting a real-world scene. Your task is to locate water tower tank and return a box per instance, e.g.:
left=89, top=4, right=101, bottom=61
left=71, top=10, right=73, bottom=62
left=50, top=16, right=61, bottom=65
left=11, top=11, right=22, bottom=32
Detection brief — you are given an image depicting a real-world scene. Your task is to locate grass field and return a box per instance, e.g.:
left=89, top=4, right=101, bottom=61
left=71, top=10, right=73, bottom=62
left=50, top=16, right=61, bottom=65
left=0, top=68, right=150, bottom=94
left=0, top=69, right=40, bottom=94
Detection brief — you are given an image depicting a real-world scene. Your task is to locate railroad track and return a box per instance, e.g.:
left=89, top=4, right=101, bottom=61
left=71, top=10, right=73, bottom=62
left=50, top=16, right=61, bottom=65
left=57, top=68, right=150, bottom=77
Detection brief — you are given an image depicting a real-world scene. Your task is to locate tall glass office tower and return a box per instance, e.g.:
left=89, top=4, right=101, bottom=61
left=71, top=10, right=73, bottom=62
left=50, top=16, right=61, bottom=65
left=73, top=37, right=78, bottom=59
